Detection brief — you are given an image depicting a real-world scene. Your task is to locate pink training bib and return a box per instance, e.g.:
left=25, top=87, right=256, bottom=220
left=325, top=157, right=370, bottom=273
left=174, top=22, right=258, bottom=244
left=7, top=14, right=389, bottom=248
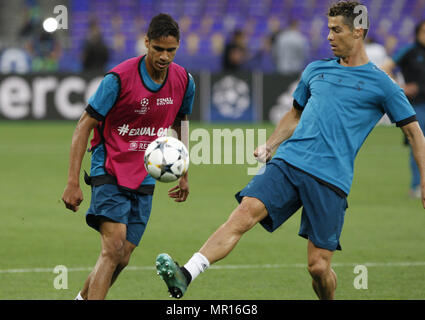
left=90, top=56, right=189, bottom=190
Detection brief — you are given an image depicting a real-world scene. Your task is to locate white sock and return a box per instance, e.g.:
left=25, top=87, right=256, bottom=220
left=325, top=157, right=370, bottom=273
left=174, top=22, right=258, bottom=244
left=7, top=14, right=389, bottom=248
left=184, top=252, right=210, bottom=282
left=75, top=291, right=84, bottom=300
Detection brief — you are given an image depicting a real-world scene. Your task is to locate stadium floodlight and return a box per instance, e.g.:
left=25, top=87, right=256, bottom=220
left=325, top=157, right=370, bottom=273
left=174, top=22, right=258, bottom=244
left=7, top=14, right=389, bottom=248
left=43, top=17, right=58, bottom=33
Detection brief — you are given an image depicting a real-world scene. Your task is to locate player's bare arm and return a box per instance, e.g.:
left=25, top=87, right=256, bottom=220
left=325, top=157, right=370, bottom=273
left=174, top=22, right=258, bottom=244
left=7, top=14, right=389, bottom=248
left=381, top=58, right=396, bottom=79
left=254, top=106, right=303, bottom=162
left=168, top=113, right=189, bottom=202
left=401, top=121, right=425, bottom=208
left=381, top=59, right=420, bottom=98
left=62, top=111, right=99, bottom=212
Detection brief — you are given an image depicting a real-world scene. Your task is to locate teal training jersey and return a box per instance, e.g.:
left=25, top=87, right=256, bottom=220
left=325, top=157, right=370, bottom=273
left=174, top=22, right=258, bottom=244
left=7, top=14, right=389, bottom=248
left=274, top=58, right=416, bottom=195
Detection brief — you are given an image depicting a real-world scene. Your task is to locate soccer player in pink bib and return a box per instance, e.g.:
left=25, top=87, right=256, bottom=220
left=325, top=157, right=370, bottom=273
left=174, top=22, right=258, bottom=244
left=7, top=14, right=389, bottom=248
left=62, top=13, right=195, bottom=300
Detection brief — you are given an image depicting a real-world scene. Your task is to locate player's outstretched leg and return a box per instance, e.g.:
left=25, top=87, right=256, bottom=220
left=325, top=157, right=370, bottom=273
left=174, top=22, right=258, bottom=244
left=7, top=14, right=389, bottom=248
left=155, top=197, right=268, bottom=299
left=156, top=253, right=189, bottom=299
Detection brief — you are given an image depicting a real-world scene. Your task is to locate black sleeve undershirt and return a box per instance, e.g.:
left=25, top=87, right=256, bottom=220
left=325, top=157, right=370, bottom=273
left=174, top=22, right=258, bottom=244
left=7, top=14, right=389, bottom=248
left=85, top=104, right=105, bottom=121
left=396, top=115, right=417, bottom=127
left=293, top=99, right=304, bottom=111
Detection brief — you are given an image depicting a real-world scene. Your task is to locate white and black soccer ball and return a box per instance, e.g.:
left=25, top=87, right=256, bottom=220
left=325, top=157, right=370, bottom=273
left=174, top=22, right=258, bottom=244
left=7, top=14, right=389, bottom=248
left=144, top=136, right=189, bottom=183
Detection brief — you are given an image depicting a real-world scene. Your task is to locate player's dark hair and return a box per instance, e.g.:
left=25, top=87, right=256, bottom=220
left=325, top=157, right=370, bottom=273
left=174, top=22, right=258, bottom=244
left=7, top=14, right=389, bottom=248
left=147, top=13, right=180, bottom=42
left=415, top=20, right=425, bottom=42
left=328, top=1, right=369, bottom=39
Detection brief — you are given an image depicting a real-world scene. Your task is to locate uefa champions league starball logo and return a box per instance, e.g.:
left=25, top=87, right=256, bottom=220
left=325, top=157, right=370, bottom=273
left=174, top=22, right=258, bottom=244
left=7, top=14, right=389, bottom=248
left=141, top=98, right=149, bottom=107
left=212, top=76, right=250, bottom=119
left=135, top=98, right=150, bottom=115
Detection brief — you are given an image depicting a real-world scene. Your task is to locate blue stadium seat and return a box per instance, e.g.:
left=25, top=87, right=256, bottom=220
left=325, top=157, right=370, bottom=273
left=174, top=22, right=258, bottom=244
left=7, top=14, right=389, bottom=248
left=58, top=0, right=425, bottom=72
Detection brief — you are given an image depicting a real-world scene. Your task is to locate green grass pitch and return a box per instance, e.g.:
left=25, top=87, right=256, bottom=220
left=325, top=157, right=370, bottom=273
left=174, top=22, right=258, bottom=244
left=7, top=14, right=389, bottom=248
left=0, top=121, right=424, bottom=300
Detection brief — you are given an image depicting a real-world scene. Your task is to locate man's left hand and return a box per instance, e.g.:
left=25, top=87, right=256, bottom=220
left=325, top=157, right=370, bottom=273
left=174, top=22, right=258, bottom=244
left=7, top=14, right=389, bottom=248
left=168, top=174, right=189, bottom=202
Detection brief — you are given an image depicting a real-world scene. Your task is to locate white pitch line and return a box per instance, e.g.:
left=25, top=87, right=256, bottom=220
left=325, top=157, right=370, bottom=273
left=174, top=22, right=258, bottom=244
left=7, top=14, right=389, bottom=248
left=1, top=261, right=425, bottom=274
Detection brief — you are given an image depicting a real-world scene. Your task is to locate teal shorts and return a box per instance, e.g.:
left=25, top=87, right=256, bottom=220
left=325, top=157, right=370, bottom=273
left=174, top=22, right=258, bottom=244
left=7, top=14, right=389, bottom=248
left=86, top=184, right=153, bottom=246
left=236, top=158, right=348, bottom=251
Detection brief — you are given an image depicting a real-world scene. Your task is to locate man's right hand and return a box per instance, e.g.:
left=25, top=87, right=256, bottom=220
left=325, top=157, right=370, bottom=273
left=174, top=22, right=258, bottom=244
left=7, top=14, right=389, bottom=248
left=254, top=144, right=272, bottom=163
left=62, top=184, right=83, bottom=212
left=61, top=111, right=98, bottom=213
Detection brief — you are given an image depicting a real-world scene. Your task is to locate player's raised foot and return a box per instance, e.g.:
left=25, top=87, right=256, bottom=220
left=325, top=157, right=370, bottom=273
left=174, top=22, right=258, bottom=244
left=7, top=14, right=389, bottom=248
left=156, top=253, right=188, bottom=299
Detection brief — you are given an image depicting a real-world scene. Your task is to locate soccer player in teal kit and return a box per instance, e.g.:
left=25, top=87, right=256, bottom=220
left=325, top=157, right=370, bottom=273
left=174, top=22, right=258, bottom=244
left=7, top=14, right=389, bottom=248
left=156, top=1, right=425, bottom=299
left=62, top=14, right=195, bottom=300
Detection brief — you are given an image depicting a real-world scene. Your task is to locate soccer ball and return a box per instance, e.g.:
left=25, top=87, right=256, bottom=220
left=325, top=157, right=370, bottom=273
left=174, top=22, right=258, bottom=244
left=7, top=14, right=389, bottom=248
left=144, top=136, right=189, bottom=183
